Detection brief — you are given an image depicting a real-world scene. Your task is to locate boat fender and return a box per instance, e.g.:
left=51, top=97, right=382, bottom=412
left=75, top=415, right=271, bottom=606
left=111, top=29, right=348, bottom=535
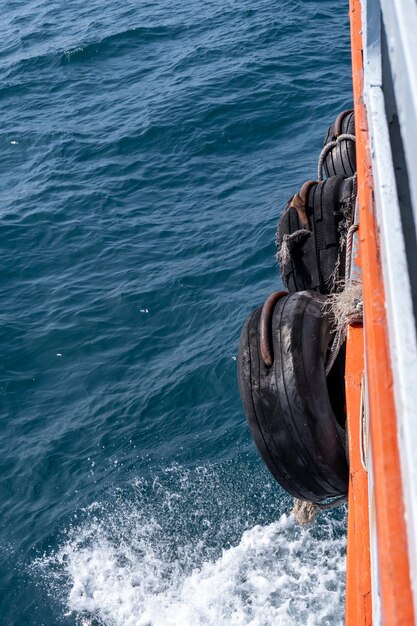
left=238, top=290, right=348, bottom=503
left=276, top=176, right=356, bottom=294
left=322, top=109, right=356, bottom=178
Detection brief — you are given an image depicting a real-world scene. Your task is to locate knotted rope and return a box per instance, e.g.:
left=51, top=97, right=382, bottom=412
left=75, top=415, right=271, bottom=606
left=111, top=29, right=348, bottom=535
left=277, top=228, right=310, bottom=267
left=325, top=221, right=362, bottom=375
left=327, top=172, right=357, bottom=292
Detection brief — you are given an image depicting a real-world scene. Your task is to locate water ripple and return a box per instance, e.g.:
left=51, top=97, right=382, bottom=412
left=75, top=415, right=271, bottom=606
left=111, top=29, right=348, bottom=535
left=1, top=0, right=352, bottom=623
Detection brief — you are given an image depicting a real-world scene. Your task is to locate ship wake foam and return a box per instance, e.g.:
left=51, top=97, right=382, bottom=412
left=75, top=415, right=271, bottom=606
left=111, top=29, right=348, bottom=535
left=34, top=463, right=346, bottom=626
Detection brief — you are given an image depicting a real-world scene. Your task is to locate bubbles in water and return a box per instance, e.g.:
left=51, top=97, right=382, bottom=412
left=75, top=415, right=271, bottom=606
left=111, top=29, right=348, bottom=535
left=34, top=462, right=346, bottom=626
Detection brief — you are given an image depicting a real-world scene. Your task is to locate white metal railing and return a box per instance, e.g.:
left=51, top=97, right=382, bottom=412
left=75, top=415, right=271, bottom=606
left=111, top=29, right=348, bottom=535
left=362, top=0, right=417, bottom=619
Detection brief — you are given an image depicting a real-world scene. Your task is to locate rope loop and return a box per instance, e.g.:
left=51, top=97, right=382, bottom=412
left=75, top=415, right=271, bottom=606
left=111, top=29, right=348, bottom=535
left=318, top=133, right=356, bottom=181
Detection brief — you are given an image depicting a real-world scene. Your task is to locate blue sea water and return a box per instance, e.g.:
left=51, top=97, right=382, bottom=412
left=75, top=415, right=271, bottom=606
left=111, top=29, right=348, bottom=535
left=1, top=1, right=352, bottom=624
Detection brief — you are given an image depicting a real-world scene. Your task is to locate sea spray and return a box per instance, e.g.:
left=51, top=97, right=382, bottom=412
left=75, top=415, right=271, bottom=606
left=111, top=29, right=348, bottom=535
left=35, top=464, right=346, bottom=626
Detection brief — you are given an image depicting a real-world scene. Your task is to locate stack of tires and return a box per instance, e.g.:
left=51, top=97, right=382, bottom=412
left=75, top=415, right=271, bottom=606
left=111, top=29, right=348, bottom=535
left=238, top=110, right=356, bottom=504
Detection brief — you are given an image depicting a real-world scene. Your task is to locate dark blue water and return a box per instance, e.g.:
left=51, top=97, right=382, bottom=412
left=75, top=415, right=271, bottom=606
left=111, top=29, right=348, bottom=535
left=1, top=1, right=352, bottom=624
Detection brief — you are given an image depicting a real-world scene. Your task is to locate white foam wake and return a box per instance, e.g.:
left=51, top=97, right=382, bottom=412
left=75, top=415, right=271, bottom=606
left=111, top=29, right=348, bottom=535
left=38, top=513, right=345, bottom=626
left=34, top=464, right=346, bottom=625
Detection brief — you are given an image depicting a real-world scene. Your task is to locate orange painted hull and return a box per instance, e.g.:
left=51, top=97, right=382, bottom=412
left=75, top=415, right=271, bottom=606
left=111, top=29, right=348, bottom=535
left=345, top=1, right=414, bottom=623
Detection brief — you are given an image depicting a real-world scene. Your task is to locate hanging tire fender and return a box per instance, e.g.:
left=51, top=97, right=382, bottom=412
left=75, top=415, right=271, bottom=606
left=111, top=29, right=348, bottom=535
left=276, top=176, right=355, bottom=294
left=322, top=109, right=356, bottom=178
left=238, top=290, right=348, bottom=503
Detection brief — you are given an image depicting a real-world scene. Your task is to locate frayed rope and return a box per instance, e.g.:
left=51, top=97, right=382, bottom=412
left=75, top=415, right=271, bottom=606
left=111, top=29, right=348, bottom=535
left=292, top=495, right=348, bottom=526
left=292, top=499, right=318, bottom=526
left=324, top=282, right=363, bottom=375
left=276, top=229, right=311, bottom=268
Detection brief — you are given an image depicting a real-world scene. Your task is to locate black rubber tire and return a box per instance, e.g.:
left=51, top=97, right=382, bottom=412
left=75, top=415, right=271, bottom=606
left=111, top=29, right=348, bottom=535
left=323, top=110, right=356, bottom=178
left=238, top=291, right=348, bottom=503
left=276, top=176, right=355, bottom=294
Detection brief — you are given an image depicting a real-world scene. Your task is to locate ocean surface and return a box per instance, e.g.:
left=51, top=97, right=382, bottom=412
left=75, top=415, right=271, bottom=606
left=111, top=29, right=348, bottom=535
left=1, top=1, right=353, bottom=624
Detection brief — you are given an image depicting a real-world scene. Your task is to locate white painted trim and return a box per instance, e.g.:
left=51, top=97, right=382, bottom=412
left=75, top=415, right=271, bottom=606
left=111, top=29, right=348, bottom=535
left=362, top=0, right=382, bottom=88
left=364, top=73, right=417, bottom=621
left=380, top=0, right=417, bottom=229
left=367, top=432, right=382, bottom=625
left=361, top=0, right=417, bottom=614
